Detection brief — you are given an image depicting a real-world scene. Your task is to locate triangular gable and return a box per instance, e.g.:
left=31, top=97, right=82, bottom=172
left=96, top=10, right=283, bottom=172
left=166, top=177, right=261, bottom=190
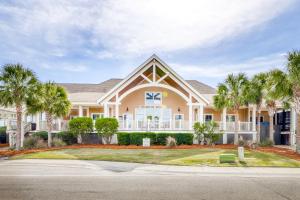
left=97, top=54, right=209, bottom=105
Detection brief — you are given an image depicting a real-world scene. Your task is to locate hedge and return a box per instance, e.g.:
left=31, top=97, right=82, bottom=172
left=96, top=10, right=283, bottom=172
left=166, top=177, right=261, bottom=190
left=117, top=132, right=194, bottom=145
left=32, top=131, right=48, bottom=140
left=0, top=126, right=6, bottom=135
left=54, top=131, right=77, bottom=145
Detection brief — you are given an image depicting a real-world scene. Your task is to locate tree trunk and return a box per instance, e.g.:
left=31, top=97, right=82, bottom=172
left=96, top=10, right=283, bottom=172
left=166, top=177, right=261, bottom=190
left=234, top=110, right=239, bottom=145
left=269, top=114, right=274, bottom=142
left=257, top=111, right=261, bottom=143
left=45, top=112, right=53, bottom=147
left=15, top=104, right=22, bottom=150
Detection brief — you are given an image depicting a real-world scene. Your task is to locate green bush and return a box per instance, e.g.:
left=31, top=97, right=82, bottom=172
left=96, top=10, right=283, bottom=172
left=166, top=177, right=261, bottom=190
left=23, top=136, right=47, bottom=149
left=117, top=132, right=131, bottom=145
left=117, top=132, right=194, bottom=145
left=51, top=137, right=66, bottom=147
left=95, top=118, right=118, bottom=144
left=129, top=132, right=156, bottom=145
left=0, top=126, right=6, bottom=135
left=54, top=131, right=77, bottom=145
left=69, top=117, right=93, bottom=135
left=32, top=131, right=48, bottom=140
left=219, top=154, right=236, bottom=163
left=259, top=139, right=274, bottom=147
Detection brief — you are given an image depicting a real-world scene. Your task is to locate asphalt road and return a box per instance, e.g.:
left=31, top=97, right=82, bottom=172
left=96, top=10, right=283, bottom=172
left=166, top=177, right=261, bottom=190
left=0, top=159, right=300, bottom=200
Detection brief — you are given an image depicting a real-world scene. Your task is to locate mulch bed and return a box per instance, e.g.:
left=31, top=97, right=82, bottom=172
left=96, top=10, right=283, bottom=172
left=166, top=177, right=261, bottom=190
left=0, top=144, right=9, bottom=148
left=1, top=144, right=300, bottom=161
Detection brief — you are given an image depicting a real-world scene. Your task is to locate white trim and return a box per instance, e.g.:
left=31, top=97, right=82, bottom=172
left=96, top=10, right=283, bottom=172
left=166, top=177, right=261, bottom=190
left=141, top=74, right=152, bottom=83
left=97, top=54, right=209, bottom=105
left=90, top=112, right=104, bottom=120
left=119, top=83, right=190, bottom=102
left=157, top=72, right=169, bottom=83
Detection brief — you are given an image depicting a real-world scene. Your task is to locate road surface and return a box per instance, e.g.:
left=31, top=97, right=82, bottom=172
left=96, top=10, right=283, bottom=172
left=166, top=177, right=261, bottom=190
left=0, top=159, right=300, bottom=200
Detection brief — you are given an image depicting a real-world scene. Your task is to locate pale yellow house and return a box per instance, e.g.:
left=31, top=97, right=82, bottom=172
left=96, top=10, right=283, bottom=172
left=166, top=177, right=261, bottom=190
left=29, top=55, right=297, bottom=145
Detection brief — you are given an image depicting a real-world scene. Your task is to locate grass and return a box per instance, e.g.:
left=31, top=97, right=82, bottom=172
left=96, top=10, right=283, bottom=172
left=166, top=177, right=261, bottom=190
left=11, top=148, right=300, bottom=167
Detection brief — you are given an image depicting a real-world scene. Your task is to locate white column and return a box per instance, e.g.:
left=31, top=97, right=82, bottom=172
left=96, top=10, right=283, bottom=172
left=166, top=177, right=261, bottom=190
left=188, top=104, right=193, bottom=130
left=79, top=105, right=83, bottom=117
left=35, top=113, right=40, bottom=130
left=115, top=99, right=119, bottom=122
left=222, top=108, right=227, bottom=130
left=223, top=133, right=227, bottom=144
left=87, top=107, right=90, bottom=117
left=104, top=103, right=109, bottom=117
left=291, top=108, right=297, bottom=148
left=248, top=107, right=251, bottom=122
left=20, top=112, right=25, bottom=148
left=252, top=105, right=256, bottom=131
left=199, top=104, right=204, bottom=124
left=57, top=118, right=62, bottom=131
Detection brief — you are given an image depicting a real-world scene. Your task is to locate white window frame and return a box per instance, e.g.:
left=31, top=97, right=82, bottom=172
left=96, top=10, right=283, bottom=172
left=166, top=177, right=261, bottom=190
left=174, top=114, right=184, bottom=121
left=226, top=114, right=237, bottom=122
left=204, top=114, right=214, bottom=122
left=145, top=91, right=162, bottom=106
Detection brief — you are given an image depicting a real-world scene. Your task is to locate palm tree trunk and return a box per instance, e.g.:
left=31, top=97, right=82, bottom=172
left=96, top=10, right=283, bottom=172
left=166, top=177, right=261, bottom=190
left=45, top=112, right=53, bottom=147
left=15, top=104, right=22, bottom=150
left=234, top=110, right=239, bottom=145
left=257, top=111, right=261, bottom=143
left=269, top=114, right=274, bottom=142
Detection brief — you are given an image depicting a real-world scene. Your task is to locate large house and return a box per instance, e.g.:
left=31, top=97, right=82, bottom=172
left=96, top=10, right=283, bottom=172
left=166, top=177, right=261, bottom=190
left=26, top=55, right=297, bottom=146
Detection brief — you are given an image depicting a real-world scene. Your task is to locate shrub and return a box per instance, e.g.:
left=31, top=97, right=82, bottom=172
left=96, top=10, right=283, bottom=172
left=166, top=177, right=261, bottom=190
left=193, top=122, right=205, bottom=144
left=259, top=139, right=274, bottom=147
left=129, top=132, right=156, bottom=145
left=32, top=131, right=48, bottom=140
left=219, top=154, right=236, bottom=163
left=166, top=136, right=177, bottom=148
left=95, top=118, right=118, bottom=144
left=174, top=133, right=194, bottom=145
left=203, top=121, right=222, bottom=145
left=52, top=137, right=66, bottom=147
left=0, top=126, right=6, bottom=135
left=54, top=131, right=77, bottom=145
left=238, top=139, right=245, bottom=147
left=69, top=117, right=93, bottom=143
left=117, top=132, right=131, bottom=145
left=23, top=136, right=47, bottom=149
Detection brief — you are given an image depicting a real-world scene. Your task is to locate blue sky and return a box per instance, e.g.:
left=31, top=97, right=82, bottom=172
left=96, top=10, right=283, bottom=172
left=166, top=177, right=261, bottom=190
left=0, top=0, right=299, bottom=87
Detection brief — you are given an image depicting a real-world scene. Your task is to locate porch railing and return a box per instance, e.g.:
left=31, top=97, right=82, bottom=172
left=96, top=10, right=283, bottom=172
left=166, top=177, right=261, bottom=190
left=218, top=121, right=252, bottom=132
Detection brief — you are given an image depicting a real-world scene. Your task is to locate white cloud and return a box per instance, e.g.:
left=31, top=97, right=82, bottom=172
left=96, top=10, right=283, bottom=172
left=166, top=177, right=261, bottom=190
left=170, top=53, right=287, bottom=80
left=41, top=63, right=88, bottom=72
left=0, top=0, right=295, bottom=59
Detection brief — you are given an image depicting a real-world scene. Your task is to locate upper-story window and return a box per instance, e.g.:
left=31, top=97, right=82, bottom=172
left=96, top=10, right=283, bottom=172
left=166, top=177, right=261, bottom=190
left=145, top=92, right=162, bottom=105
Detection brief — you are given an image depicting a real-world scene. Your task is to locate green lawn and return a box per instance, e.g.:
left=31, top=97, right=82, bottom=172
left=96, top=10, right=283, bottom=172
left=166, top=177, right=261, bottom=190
left=11, top=148, right=300, bottom=167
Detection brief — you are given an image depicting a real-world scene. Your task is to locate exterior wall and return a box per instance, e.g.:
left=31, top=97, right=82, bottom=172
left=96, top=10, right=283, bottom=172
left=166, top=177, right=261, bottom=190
left=119, top=86, right=188, bottom=120
left=203, top=108, right=249, bottom=122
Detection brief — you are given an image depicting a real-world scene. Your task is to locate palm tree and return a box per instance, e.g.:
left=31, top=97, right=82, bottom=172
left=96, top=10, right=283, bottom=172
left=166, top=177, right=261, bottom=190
left=247, top=73, right=267, bottom=143
left=214, top=73, right=249, bottom=145
left=27, top=82, right=71, bottom=147
left=0, top=64, right=38, bottom=150
left=264, top=69, right=289, bottom=142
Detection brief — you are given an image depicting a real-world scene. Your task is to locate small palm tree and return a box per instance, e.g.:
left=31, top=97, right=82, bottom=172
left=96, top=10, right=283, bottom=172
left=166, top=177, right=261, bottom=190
left=28, top=82, right=71, bottom=147
left=214, top=73, right=249, bottom=145
left=247, top=73, right=268, bottom=142
left=0, top=64, right=39, bottom=150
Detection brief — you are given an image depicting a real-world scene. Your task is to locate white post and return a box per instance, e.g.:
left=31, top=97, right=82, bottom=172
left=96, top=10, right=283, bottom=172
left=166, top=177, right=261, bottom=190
left=222, top=108, right=227, bottom=130
left=57, top=118, right=62, bottom=131
left=153, top=62, right=156, bottom=82
left=115, top=95, right=119, bottom=122
left=20, top=113, right=25, bottom=148
left=252, top=105, right=256, bottom=131
left=223, top=133, right=227, bottom=144
left=79, top=105, right=83, bottom=117
left=199, top=104, right=204, bottom=124
left=104, top=103, right=109, bottom=117
left=87, top=107, right=90, bottom=117
left=35, top=113, right=40, bottom=131
left=291, top=108, right=297, bottom=148
left=188, top=105, right=193, bottom=130
left=248, top=107, right=251, bottom=122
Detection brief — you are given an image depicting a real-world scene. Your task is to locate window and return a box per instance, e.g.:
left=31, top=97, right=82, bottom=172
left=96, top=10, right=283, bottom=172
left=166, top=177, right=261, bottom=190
left=91, top=113, right=104, bottom=120
left=204, top=114, right=213, bottom=122
left=145, top=92, right=162, bottom=105
left=175, top=114, right=184, bottom=120
left=226, top=115, right=236, bottom=122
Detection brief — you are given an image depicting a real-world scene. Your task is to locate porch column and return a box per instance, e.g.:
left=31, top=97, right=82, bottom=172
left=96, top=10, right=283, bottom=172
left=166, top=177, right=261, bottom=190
left=87, top=107, right=90, bottom=117
left=252, top=105, right=256, bottom=131
left=115, top=99, right=119, bottom=122
left=78, top=105, right=83, bottom=117
left=188, top=103, right=193, bottom=130
left=199, top=104, right=204, bottom=124
left=222, top=108, right=227, bottom=130
left=248, top=107, right=251, bottom=122
left=35, top=113, right=40, bottom=131
left=104, top=103, right=109, bottom=117
left=20, top=113, right=25, bottom=148
left=57, top=118, right=62, bottom=131
left=291, top=108, right=297, bottom=148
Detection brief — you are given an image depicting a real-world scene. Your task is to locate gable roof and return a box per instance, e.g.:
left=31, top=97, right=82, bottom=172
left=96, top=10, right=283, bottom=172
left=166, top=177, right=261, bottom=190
left=97, top=54, right=210, bottom=104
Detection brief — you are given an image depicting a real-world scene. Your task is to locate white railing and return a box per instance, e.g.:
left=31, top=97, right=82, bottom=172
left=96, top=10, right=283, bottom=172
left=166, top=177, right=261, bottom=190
left=218, top=121, right=252, bottom=132
left=119, top=119, right=189, bottom=131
